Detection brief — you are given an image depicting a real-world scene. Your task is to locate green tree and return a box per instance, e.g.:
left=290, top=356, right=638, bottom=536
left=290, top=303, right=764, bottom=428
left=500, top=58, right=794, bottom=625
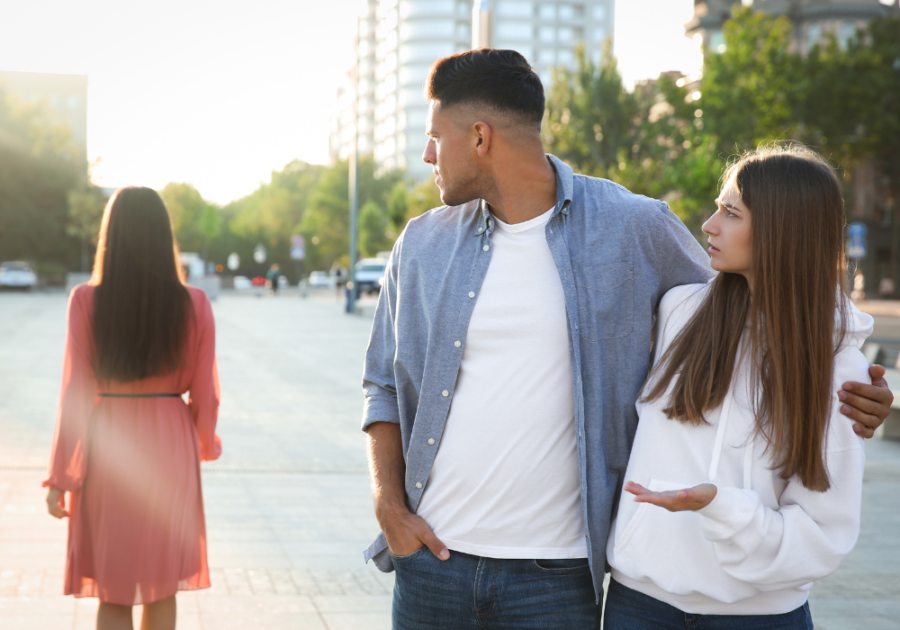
left=159, top=182, right=213, bottom=255
left=0, top=89, right=82, bottom=267
left=543, top=40, right=638, bottom=177
left=298, top=157, right=402, bottom=271
left=359, top=200, right=392, bottom=257
left=66, top=184, right=108, bottom=272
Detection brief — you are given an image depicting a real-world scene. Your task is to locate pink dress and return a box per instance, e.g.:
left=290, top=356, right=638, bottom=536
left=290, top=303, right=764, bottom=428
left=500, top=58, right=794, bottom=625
left=44, top=284, right=221, bottom=605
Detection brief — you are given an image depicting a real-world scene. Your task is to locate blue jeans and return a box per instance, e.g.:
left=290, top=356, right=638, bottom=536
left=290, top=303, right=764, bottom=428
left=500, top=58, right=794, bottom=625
left=603, top=579, right=814, bottom=630
left=391, top=548, right=600, bottom=629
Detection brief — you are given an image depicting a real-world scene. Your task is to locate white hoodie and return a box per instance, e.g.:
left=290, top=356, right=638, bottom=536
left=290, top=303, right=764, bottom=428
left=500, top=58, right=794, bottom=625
left=607, top=282, right=871, bottom=615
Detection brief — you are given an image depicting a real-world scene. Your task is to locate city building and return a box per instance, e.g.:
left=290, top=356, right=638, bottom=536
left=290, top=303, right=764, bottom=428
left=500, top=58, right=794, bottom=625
left=330, top=0, right=380, bottom=163
left=330, top=0, right=615, bottom=180
left=473, top=0, right=615, bottom=86
left=686, top=0, right=898, bottom=54
left=0, top=70, right=88, bottom=159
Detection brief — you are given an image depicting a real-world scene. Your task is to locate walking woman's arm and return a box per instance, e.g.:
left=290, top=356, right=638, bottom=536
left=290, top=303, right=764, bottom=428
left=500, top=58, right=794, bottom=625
left=188, top=292, right=221, bottom=461
left=44, top=286, right=98, bottom=503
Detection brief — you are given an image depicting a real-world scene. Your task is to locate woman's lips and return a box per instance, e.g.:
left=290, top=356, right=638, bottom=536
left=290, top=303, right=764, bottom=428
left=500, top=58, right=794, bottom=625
left=707, top=244, right=720, bottom=255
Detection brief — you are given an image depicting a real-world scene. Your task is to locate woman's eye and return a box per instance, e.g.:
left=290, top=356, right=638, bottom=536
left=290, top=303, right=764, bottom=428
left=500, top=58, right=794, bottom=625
left=726, top=211, right=737, bottom=218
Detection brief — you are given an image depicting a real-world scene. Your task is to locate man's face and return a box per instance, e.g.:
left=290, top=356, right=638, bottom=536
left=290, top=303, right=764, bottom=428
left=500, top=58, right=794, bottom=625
left=422, top=101, right=482, bottom=207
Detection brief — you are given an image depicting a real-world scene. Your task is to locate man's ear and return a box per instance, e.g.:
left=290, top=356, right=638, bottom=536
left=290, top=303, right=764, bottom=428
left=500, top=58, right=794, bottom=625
left=472, top=121, right=492, bottom=158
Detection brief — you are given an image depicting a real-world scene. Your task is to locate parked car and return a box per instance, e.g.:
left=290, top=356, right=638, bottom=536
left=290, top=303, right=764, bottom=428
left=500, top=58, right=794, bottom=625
left=307, top=271, right=334, bottom=288
left=233, top=275, right=252, bottom=289
left=354, top=258, right=388, bottom=294
left=0, top=261, right=37, bottom=290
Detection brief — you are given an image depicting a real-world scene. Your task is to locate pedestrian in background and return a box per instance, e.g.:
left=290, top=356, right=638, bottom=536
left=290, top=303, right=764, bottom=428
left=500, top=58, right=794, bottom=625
left=266, top=262, right=282, bottom=296
left=44, top=186, right=221, bottom=630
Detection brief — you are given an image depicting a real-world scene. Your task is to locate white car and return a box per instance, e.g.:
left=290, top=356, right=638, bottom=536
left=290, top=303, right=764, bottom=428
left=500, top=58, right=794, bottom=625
left=233, top=275, right=252, bottom=290
left=307, top=271, right=334, bottom=288
left=354, top=258, right=387, bottom=294
left=0, top=261, right=37, bottom=290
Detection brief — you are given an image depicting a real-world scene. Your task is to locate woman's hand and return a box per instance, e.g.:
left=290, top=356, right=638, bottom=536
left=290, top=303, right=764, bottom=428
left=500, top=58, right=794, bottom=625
left=624, top=481, right=717, bottom=512
left=45, top=487, right=68, bottom=519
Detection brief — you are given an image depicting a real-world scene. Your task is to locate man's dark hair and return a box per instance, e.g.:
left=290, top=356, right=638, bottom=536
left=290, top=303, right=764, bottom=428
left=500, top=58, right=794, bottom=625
left=425, top=48, right=545, bottom=127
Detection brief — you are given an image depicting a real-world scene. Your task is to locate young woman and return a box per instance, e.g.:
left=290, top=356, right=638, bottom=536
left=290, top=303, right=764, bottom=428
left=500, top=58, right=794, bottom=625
left=605, top=145, right=870, bottom=629
left=44, top=187, right=221, bottom=630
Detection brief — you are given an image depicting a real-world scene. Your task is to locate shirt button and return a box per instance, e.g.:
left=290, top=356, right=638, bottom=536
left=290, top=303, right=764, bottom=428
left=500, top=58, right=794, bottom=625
left=442, top=389, right=449, bottom=397
left=427, top=438, right=435, bottom=445
left=454, top=340, right=461, bottom=348
left=477, top=227, right=484, bottom=233
left=483, top=245, right=490, bottom=252
left=415, top=482, right=423, bottom=489
left=468, top=291, right=475, bottom=298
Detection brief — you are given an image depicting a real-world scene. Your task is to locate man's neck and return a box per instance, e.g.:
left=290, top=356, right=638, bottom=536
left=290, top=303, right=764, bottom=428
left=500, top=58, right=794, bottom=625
left=483, top=152, right=558, bottom=225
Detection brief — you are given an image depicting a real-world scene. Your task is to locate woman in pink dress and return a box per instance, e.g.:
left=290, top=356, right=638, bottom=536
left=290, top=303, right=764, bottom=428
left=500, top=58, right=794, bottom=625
left=43, top=186, right=221, bottom=630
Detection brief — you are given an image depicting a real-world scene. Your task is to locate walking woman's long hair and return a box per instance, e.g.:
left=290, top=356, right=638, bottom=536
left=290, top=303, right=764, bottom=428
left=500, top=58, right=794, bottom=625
left=91, top=186, right=192, bottom=382
left=642, top=144, right=847, bottom=492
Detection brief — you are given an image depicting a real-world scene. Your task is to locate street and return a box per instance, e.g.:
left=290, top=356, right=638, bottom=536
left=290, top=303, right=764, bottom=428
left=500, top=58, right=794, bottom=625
left=1, top=289, right=899, bottom=629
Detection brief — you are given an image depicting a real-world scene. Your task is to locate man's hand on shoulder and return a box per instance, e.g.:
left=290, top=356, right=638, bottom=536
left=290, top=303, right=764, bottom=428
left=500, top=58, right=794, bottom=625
left=840, top=365, right=893, bottom=439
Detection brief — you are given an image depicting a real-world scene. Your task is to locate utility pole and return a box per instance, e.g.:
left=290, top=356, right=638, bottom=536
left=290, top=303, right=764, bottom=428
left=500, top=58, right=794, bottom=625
left=346, top=15, right=361, bottom=315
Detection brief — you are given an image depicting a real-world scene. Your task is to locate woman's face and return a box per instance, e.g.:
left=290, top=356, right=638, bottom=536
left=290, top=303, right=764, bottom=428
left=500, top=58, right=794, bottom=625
left=702, top=176, right=753, bottom=282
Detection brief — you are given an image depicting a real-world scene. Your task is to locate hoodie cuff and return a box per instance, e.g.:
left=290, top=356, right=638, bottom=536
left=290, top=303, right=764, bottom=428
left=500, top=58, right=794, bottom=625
left=697, top=485, right=758, bottom=541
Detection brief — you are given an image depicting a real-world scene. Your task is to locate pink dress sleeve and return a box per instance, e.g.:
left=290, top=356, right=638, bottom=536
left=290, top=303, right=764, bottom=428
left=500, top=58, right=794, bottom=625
left=44, top=287, right=98, bottom=492
left=189, top=293, right=222, bottom=461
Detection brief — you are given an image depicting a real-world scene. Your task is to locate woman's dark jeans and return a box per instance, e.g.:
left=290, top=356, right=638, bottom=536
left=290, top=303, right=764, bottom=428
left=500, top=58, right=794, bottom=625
left=391, top=548, right=600, bottom=629
left=603, top=578, right=814, bottom=630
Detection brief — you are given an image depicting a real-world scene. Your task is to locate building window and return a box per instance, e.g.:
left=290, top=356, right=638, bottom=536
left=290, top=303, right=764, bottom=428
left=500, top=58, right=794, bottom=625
left=496, top=22, right=532, bottom=40
left=557, top=48, right=575, bottom=66
left=837, top=23, right=857, bottom=49
left=68, top=96, right=79, bottom=110
left=709, top=30, right=725, bottom=54
left=592, top=5, right=605, bottom=20
left=538, top=48, right=557, bottom=64
left=496, top=0, right=533, bottom=17
left=539, top=25, right=555, bottom=42
left=558, top=26, right=574, bottom=43
left=807, top=23, right=822, bottom=49
left=539, top=3, right=555, bottom=19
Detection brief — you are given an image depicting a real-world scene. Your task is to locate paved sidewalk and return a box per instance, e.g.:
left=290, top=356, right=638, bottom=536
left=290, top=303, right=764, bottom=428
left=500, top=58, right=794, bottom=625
left=1, top=290, right=898, bottom=629
left=0, top=291, right=391, bottom=629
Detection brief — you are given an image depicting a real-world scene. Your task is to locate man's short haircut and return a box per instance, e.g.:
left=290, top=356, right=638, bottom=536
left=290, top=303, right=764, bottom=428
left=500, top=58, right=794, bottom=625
left=425, top=48, right=545, bottom=128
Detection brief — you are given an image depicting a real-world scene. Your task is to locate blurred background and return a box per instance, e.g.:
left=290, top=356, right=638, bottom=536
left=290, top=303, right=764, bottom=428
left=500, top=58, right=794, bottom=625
left=1, top=0, right=895, bottom=295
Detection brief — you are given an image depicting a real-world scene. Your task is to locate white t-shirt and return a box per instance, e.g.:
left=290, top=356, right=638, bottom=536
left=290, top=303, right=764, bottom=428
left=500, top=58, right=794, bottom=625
left=415, top=207, right=587, bottom=559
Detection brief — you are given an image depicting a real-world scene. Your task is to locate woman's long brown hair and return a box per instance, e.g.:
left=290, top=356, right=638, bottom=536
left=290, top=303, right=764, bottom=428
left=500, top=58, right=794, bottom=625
left=91, top=186, right=192, bottom=382
left=642, top=145, right=847, bottom=491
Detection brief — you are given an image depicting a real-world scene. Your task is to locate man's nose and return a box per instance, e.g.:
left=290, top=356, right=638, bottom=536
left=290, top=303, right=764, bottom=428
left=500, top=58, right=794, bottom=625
left=422, top=140, right=435, bottom=165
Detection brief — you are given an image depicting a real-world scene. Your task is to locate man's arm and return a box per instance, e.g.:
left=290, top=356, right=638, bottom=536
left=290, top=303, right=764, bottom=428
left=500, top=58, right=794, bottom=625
left=366, top=422, right=449, bottom=560
left=840, top=365, right=893, bottom=439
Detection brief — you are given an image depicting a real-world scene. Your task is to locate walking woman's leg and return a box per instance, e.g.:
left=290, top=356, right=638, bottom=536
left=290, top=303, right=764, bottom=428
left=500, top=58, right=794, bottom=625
left=140, top=595, right=177, bottom=630
left=97, top=602, right=134, bottom=630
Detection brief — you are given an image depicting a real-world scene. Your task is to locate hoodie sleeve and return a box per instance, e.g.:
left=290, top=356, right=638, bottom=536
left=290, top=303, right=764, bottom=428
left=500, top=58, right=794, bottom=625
left=696, top=344, right=868, bottom=591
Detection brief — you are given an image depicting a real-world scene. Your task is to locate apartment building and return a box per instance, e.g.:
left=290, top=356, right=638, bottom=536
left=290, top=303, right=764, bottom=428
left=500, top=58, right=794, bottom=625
left=331, top=0, right=615, bottom=179
left=0, top=70, right=88, bottom=159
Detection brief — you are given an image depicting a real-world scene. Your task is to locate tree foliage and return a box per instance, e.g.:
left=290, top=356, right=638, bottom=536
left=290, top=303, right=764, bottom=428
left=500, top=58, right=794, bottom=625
left=0, top=89, right=82, bottom=268
left=544, top=9, right=900, bottom=235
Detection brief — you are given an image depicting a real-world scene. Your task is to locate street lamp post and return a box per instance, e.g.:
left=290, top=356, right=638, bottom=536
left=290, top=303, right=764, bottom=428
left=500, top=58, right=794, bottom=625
left=346, top=15, right=361, bottom=315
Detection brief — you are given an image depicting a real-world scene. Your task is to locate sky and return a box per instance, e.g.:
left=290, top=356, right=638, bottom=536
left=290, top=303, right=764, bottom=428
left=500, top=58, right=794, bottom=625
left=0, top=0, right=699, bottom=205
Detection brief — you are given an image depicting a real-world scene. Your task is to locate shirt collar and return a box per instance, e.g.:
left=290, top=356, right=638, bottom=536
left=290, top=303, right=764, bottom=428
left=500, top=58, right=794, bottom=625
left=475, top=154, right=573, bottom=237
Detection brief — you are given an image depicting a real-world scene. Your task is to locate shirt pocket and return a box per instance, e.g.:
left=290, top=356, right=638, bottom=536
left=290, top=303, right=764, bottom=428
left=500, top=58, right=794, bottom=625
left=573, top=261, right=634, bottom=342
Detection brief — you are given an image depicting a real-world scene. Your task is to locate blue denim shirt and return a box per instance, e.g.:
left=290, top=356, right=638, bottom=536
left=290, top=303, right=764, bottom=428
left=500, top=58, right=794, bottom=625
left=362, top=155, right=713, bottom=598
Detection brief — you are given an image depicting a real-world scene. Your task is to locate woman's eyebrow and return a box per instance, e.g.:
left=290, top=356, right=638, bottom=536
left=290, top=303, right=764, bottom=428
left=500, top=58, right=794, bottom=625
left=715, top=198, right=741, bottom=212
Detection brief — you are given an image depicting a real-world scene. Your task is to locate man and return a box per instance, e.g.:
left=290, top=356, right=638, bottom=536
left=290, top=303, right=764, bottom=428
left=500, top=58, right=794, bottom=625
left=362, top=49, right=890, bottom=628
